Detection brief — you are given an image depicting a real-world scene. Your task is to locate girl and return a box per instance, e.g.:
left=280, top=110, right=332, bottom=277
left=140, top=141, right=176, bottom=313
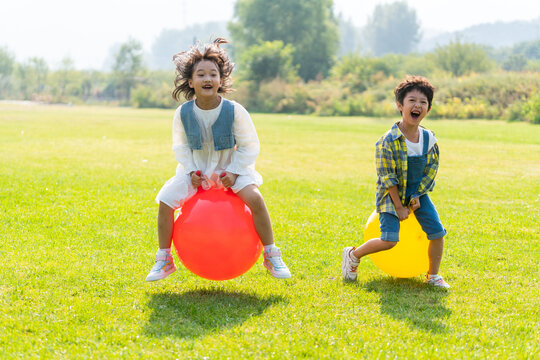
left=146, top=38, right=290, bottom=281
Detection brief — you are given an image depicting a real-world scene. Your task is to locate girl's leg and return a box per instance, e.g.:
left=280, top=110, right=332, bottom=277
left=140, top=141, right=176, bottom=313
left=428, top=237, right=444, bottom=275
left=146, top=201, right=177, bottom=282
left=236, top=185, right=274, bottom=245
left=157, top=201, right=175, bottom=249
left=236, top=185, right=290, bottom=279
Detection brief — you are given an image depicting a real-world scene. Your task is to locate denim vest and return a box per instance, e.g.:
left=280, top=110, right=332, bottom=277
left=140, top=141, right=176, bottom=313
left=180, top=99, right=235, bottom=151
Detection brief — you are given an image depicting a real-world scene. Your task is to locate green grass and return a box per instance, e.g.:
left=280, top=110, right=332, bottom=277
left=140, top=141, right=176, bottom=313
left=1, top=103, right=538, bottom=359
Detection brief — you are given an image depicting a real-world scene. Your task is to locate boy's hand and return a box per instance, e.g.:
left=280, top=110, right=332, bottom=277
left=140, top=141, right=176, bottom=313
left=220, top=172, right=238, bottom=188
left=396, top=206, right=410, bottom=221
left=409, top=197, right=421, bottom=211
left=191, top=170, right=204, bottom=188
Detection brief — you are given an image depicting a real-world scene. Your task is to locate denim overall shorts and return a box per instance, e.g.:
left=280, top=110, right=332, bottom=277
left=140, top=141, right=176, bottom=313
left=379, top=129, right=447, bottom=242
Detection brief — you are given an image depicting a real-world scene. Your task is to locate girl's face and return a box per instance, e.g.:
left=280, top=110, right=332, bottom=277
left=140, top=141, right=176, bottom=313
left=189, top=60, right=222, bottom=100
left=397, top=89, right=430, bottom=127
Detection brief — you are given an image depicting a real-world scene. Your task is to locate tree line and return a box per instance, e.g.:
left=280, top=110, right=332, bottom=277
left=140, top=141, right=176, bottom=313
left=1, top=0, right=539, bottom=123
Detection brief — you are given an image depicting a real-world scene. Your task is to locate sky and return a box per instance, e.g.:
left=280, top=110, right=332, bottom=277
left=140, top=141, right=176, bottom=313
left=2, top=0, right=540, bottom=70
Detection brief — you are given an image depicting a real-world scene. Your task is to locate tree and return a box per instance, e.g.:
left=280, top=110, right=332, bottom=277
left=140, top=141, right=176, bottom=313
left=150, top=22, right=229, bottom=70
left=364, top=1, right=420, bottom=56
left=239, top=41, right=298, bottom=85
left=229, top=0, right=338, bottom=81
left=332, top=54, right=394, bottom=92
left=337, top=15, right=362, bottom=57
left=432, top=39, right=494, bottom=76
left=522, top=90, right=540, bottom=124
left=0, top=47, right=15, bottom=98
left=502, top=54, right=528, bottom=72
left=112, top=38, right=145, bottom=102
left=28, top=57, right=48, bottom=94
left=49, top=57, right=76, bottom=102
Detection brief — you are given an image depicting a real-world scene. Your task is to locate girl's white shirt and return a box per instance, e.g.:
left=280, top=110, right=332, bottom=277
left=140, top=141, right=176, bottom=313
left=171, top=97, right=262, bottom=184
left=404, top=130, right=437, bottom=156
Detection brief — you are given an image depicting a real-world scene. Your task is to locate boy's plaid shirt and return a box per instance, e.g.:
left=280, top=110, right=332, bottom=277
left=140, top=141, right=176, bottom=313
left=375, top=122, right=439, bottom=216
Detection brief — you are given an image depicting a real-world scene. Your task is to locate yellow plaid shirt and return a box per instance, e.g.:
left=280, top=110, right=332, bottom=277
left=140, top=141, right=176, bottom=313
left=375, top=122, right=439, bottom=216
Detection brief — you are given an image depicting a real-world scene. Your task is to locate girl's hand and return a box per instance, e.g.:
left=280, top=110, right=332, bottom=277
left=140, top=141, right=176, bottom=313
left=396, top=206, right=410, bottom=221
left=220, top=172, right=238, bottom=188
left=191, top=170, right=204, bottom=188
left=409, top=197, right=421, bottom=211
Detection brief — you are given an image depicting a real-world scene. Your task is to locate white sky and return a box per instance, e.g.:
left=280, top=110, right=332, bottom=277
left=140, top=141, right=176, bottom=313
left=2, top=0, right=539, bottom=70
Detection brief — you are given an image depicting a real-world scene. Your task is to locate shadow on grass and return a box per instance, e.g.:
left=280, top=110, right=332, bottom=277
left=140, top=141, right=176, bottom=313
left=144, top=288, right=286, bottom=338
left=362, top=277, right=451, bottom=333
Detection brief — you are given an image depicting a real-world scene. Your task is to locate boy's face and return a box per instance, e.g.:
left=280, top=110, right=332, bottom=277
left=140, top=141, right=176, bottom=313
left=189, top=60, right=223, bottom=99
left=396, top=89, right=430, bottom=127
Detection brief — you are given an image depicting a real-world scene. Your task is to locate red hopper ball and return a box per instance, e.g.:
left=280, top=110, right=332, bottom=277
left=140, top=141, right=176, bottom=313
left=172, top=188, right=262, bottom=280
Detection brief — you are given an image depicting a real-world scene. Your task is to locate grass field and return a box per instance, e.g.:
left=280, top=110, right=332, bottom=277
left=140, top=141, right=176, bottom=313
left=0, top=103, right=538, bottom=359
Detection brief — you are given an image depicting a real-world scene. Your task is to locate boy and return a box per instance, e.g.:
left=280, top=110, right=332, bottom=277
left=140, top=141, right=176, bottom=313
left=342, top=75, right=449, bottom=288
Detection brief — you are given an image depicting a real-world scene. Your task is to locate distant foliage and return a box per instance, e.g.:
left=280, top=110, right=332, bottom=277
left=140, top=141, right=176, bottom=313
left=131, top=70, right=176, bottom=109
left=521, top=91, right=540, bottom=124
left=150, top=22, right=229, bottom=70
left=332, top=54, right=396, bottom=92
left=229, top=0, right=339, bottom=81
left=364, top=1, right=421, bottom=56
left=112, top=39, right=145, bottom=103
left=0, top=47, right=15, bottom=98
left=433, top=39, right=494, bottom=76
left=430, top=73, right=540, bottom=120
left=1, top=29, right=539, bottom=123
left=501, top=54, right=528, bottom=72
left=337, top=15, right=362, bottom=57
left=238, top=41, right=298, bottom=85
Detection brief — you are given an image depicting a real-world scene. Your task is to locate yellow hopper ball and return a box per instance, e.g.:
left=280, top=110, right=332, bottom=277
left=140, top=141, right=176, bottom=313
left=364, top=210, right=429, bottom=278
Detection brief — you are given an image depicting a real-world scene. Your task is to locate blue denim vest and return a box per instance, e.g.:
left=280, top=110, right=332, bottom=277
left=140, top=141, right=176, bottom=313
left=180, top=99, right=235, bottom=151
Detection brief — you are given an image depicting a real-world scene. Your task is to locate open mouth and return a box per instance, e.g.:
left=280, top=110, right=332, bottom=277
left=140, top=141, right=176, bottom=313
left=411, top=111, right=421, bottom=120
left=202, top=85, right=213, bottom=89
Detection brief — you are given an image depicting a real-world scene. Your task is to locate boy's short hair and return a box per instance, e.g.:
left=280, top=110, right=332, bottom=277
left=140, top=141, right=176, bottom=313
left=172, top=37, right=234, bottom=101
left=394, top=75, right=435, bottom=110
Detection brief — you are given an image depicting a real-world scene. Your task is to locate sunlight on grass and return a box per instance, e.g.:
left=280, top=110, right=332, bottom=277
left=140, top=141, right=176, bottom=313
left=0, top=104, right=538, bottom=359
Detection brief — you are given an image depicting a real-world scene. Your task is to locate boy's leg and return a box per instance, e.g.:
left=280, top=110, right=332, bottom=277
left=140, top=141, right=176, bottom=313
left=146, top=202, right=177, bottom=282
left=343, top=213, right=398, bottom=281
left=352, top=212, right=399, bottom=259
left=236, top=185, right=291, bottom=279
left=351, top=238, right=397, bottom=259
left=414, top=195, right=450, bottom=288
left=428, top=237, right=444, bottom=275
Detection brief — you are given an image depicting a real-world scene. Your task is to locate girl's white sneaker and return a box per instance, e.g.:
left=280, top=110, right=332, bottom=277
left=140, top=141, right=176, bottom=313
left=146, top=250, right=177, bottom=282
left=263, top=247, right=291, bottom=279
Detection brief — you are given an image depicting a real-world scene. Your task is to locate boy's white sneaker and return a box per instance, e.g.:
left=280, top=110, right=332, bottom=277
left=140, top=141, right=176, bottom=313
left=425, top=274, right=450, bottom=288
left=342, top=247, right=360, bottom=281
left=263, top=247, right=291, bottom=279
left=145, top=250, right=177, bottom=282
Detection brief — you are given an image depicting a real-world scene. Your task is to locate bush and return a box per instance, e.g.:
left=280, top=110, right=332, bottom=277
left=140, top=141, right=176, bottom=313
left=522, top=91, right=540, bottom=124
left=432, top=73, right=540, bottom=119
left=131, top=83, right=176, bottom=108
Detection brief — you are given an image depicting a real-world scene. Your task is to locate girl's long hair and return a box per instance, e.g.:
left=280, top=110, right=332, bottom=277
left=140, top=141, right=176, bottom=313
left=172, top=38, right=234, bottom=101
